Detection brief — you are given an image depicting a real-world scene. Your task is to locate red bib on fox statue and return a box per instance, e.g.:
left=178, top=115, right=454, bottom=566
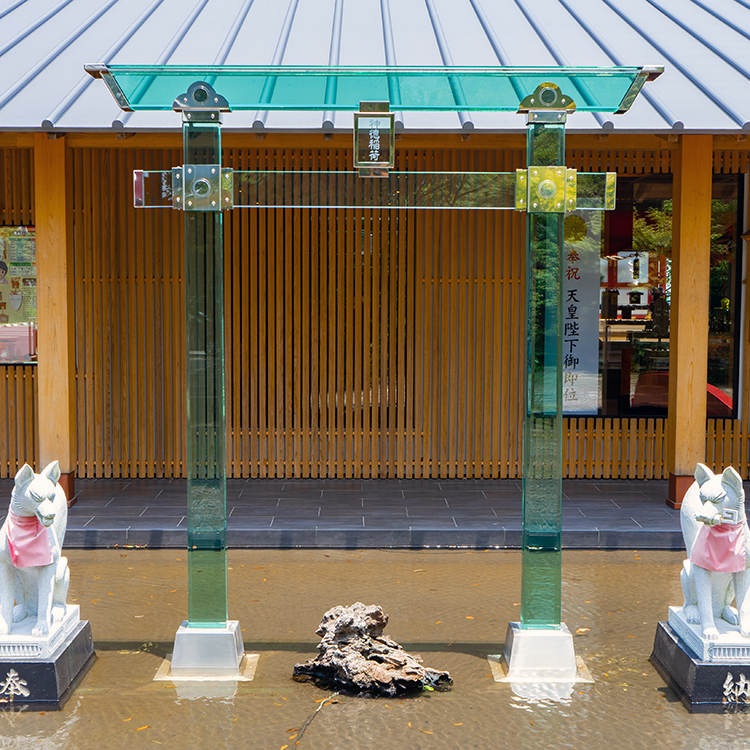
left=691, top=521, right=746, bottom=574
left=6, top=510, right=54, bottom=568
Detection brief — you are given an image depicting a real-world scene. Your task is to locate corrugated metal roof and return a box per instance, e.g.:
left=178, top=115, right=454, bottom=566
left=0, top=0, right=749, bottom=133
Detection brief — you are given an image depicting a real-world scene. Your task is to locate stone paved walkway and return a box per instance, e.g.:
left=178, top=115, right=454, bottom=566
left=0, top=477, right=686, bottom=549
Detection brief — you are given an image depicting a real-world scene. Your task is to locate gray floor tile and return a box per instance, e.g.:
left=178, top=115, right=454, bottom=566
left=359, top=490, right=406, bottom=500
left=318, top=509, right=368, bottom=518
left=9, top=475, right=688, bottom=550
left=407, top=520, right=460, bottom=529
left=229, top=517, right=275, bottom=528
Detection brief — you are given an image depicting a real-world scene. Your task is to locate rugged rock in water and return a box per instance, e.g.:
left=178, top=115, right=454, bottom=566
left=293, top=602, right=452, bottom=696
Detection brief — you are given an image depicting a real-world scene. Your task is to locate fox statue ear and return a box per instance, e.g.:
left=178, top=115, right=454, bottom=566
left=14, top=463, right=35, bottom=492
left=695, top=463, right=714, bottom=486
left=721, top=466, right=744, bottom=497
left=41, top=460, right=61, bottom=485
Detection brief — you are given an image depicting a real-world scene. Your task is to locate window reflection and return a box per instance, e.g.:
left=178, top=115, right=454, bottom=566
left=0, top=226, right=37, bottom=364
left=565, top=175, right=741, bottom=418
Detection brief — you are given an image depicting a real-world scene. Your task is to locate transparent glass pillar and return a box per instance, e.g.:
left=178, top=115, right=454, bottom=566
left=184, top=121, right=228, bottom=628
left=521, top=122, right=565, bottom=629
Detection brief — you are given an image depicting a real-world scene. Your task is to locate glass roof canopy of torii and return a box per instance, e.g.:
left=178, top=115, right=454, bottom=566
left=85, top=64, right=659, bottom=114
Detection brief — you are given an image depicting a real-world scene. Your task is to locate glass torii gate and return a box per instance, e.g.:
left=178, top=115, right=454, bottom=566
left=86, top=64, right=660, bottom=678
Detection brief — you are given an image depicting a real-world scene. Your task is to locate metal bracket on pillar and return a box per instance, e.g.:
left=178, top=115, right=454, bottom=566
left=173, top=80, right=230, bottom=122
left=518, top=82, right=576, bottom=121
left=169, top=82, right=235, bottom=213
left=516, top=166, right=577, bottom=213
left=172, top=165, right=234, bottom=210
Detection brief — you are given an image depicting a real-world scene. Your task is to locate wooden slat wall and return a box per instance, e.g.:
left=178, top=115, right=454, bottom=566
left=1, top=148, right=34, bottom=226
left=567, top=149, right=672, bottom=174
left=72, top=148, right=185, bottom=478
left=0, top=366, right=36, bottom=477
left=65, top=145, right=750, bottom=479
left=222, top=147, right=525, bottom=477
left=0, top=148, right=36, bottom=477
left=563, top=417, right=667, bottom=479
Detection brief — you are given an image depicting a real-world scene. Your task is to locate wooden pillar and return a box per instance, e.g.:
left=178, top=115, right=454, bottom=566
left=666, top=134, right=713, bottom=508
left=33, top=134, right=77, bottom=503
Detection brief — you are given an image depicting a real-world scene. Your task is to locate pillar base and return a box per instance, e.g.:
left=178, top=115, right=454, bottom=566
left=667, top=473, right=694, bottom=509
left=501, top=622, right=578, bottom=681
left=488, top=622, right=592, bottom=700
left=170, top=620, right=244, bottom=678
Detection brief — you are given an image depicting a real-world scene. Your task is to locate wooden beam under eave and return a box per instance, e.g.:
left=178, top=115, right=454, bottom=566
left=60, top=130, right=682, bottom=152
left=33, top=134, right=77, bottom=501
left=0, top=133, right=34, bottom=148
left=666, top=134, right=713, bottom=508
left=10, top=129, right=750, bottom=152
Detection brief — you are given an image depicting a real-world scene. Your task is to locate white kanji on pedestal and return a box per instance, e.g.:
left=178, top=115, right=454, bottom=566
left=0, top=669, right=30, bottom=702
left=723, top=672, right=750, bottom=704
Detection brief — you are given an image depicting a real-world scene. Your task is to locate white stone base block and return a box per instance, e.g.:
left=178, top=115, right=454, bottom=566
left=154, top=652, right=258, bottom=686
left=489, top=622, right=593, bottom=699
left=170, top=620, right=244, bottom=678
left=0, top=605, right=80, bottom=661
left=668, top=606, right=750, bottom=663
left=502, top=622, right=578, bottom=681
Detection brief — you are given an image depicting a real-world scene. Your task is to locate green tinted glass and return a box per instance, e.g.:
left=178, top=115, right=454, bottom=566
left=91, top=65, right=650, bottom=113
left=184, top=123, right=229, bottom=629
left=134, top=170, right=618, bottom=211
left=521, top=123, right=566, bottom=629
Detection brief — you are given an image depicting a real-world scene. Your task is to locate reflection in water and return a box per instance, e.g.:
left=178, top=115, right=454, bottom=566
left=2, top=549, right=750, bottom=749
left=509, top=681, right=574, bottom=701
left=0, top=695, right=80, bottom=749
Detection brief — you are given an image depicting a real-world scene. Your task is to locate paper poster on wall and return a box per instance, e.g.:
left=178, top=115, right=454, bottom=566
left=0, top=226, right=37, bottom=362
left=562, top=212, right=601, bottom=414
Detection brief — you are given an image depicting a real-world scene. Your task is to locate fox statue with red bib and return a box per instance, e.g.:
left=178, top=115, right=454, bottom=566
left=680, top=463, right=750, bottom=640
left=0, top=462, right=70, bottom=638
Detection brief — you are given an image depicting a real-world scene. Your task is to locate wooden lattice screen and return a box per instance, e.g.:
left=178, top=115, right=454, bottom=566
left=6, top=143, right=736, bottom=479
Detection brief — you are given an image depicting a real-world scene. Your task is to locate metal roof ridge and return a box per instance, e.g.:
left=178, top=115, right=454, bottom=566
left=0, top=0, right=75, bottom=60
left=601, top=0, right=750, bottom=129
left=0, top=0, right=121, bottom=114
left=0, top=0, right=28, bottom=21
left=115, top=0, right=213, bottom=129
left=424, top=0, right=473, bottom=130
left=647, top=0, right=750, bottom=82
left=556, top=0, right=679, bottom=129
left=690, top=0, right=750, bottom=42
left=252, top=0, right=302, bottom=130
left=211, top=0, right=256, bottom=68
left=379, top=0, right=405, bottom=129
left=43, top=0, right=168, bottom=130
left=513, top=0, right=608, bottom=129
left=322, top=0, right=344, bottom=130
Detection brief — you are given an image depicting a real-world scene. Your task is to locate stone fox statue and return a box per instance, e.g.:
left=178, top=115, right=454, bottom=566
left=0, top=462, right=70, bottom=638
left=681, top=463, right=750, bottom=640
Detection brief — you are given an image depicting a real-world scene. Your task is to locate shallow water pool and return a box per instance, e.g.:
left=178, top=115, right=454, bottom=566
left=2, top=549, right=748, bottom=750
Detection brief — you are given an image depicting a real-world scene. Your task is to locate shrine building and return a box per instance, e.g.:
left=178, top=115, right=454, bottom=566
left=0, top=0, right=748, bottom=509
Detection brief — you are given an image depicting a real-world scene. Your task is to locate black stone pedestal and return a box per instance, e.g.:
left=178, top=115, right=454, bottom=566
left=651, top=621, right=750, bottom=713
left=0, top=621, right=95, bottom=710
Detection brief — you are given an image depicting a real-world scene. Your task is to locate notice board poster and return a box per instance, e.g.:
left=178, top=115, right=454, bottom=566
left=0, top=226, right=37, bottom=362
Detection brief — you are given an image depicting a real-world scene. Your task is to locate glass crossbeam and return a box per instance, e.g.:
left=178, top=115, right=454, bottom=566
left=133, top=170, right=615, bottom=211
